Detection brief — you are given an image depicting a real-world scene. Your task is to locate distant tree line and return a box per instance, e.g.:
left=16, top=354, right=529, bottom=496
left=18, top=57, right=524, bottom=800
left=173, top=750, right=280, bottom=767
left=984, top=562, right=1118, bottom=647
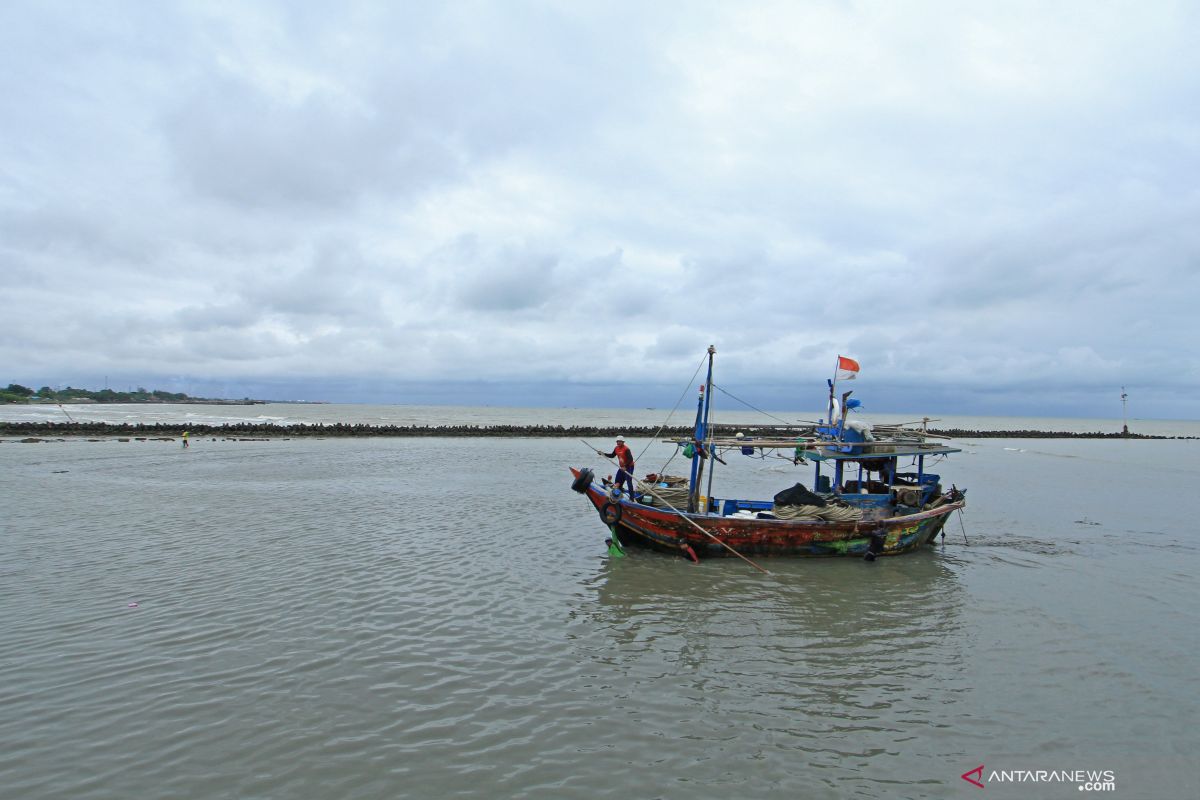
left=2, top=383, right=193, bottom=404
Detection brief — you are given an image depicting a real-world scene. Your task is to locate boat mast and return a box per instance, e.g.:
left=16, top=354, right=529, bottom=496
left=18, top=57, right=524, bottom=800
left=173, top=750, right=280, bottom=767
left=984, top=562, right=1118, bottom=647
left=687, top=345, right=716, bottom=513
left=703, top=354, right=719, bottom=506
left=687, top=385, right=705, bottom=512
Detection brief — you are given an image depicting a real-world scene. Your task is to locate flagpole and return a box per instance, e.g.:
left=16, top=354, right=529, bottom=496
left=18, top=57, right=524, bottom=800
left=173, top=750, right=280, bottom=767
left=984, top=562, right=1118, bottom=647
left=828, top=354, right=841, bottom=425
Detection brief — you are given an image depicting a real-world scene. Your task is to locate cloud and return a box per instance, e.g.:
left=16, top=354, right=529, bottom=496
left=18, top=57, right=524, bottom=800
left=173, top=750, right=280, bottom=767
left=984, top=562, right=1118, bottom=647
left=1, top=1, right=1198, bottom=417
left=163, top=76, right=465, bottom=211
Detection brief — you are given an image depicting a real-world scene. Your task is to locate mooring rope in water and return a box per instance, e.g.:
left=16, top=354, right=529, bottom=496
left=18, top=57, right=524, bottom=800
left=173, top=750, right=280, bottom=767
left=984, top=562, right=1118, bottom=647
left=579, top=438, right=771, bottom=574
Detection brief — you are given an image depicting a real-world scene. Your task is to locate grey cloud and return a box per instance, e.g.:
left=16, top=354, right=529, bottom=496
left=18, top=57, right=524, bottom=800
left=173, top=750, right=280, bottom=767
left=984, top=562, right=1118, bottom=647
left=423, top=236, right=558, bottom=313
left=173, top=301, right=259, bottom=332
left=0, top=203, right=166, bottom=267
left=646, top=328, right=709, bottom=362
left=158, top=5, right=676, bottom=216
left=162, top=78, right=463, bottom=212
left=3, top=2, right=1199, bottom=416
left=246, top=243, right=385, bottom=321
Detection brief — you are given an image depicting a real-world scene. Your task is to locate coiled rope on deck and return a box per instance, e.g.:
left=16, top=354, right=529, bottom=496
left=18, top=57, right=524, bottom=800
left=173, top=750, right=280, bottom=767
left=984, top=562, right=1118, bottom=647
left=771, top=503, right=863, bottom=521
left=635, top=475, right=690, bottom=507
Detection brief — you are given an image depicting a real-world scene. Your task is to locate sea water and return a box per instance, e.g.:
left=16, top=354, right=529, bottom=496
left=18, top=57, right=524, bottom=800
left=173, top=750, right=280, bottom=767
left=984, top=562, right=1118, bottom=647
left=0, top=415, right=1196, bottom=798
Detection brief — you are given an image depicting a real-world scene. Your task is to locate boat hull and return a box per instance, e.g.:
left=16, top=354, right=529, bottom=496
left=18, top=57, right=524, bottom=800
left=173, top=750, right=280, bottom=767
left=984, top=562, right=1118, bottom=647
left=571, top=468, right=963, bottom=558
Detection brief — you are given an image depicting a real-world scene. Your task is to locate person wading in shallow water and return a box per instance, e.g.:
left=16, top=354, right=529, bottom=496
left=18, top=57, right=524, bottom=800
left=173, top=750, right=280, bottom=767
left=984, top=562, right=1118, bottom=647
left=598, top=435, right=635, bottom=498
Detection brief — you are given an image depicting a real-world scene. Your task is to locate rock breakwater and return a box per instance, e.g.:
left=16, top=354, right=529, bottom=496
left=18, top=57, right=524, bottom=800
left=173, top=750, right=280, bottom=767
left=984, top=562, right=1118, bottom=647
left=0, top=421, right=1185, bottom=440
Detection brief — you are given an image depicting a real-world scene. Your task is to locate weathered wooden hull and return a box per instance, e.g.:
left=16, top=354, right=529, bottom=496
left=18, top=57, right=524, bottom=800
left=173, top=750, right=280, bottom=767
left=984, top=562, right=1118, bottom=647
left=571, top=468, right=963, bottom=558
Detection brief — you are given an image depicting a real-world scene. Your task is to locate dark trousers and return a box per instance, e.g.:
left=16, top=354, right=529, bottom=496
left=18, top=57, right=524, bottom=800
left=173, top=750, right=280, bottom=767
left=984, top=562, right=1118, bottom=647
left=615, top=468, right=635, bottom=497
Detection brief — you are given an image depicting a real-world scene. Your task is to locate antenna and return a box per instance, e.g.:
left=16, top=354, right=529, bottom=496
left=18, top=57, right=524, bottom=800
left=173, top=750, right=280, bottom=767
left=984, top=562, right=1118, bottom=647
left=1121, top=386, right=1129, bottom=436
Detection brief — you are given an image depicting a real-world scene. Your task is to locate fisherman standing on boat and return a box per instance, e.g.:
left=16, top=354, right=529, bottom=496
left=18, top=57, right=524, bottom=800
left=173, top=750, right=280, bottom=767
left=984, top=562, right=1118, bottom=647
left=599, top=436, right=636, bottom=498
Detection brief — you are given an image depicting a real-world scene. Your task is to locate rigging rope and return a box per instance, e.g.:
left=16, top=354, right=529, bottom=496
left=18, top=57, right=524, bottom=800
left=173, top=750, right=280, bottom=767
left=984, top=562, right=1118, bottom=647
left=712, top=383, right=797, bottom=427
left=634, top=352, right=708, bottom=465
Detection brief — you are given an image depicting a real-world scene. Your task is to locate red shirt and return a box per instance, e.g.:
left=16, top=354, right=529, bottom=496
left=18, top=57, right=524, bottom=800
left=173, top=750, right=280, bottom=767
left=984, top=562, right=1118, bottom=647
left=606, top=443, right=634, bottom=470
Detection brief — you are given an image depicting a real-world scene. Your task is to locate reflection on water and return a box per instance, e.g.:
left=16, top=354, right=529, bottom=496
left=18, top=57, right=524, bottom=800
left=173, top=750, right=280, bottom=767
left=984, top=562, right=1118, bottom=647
left=571, top=554, right=971, bottom=796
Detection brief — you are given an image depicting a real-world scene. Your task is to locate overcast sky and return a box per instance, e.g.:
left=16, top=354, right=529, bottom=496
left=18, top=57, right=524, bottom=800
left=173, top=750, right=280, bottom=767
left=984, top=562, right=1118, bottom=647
left=2, top=1, right=1198, bottom=418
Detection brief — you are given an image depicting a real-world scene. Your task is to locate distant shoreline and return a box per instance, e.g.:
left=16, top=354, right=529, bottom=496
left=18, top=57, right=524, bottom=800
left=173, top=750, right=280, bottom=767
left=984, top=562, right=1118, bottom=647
left=0, top=421, right=1191, bottom=440
left=11, top=399, right=268, bottom=406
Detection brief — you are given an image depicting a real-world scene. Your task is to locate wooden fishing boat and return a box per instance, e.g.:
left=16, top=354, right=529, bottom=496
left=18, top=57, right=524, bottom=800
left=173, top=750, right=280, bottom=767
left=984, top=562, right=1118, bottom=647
left=569, top=347, right=966, bottom=561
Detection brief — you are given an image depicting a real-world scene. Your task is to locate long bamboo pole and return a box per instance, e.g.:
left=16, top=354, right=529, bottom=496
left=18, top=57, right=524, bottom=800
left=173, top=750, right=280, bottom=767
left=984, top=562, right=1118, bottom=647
left=581, top=439, right=771, bottom=575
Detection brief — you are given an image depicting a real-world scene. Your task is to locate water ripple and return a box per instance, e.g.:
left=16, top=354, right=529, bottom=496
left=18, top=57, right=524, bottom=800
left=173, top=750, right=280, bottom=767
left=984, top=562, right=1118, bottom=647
left=1, top=437, right=1196, bottom=799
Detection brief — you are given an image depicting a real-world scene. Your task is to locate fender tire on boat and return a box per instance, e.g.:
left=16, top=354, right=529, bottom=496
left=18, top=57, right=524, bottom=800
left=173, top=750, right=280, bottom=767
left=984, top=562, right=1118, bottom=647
left=571, top=468, right=594, bottom=494
left=600, top=502, right=622, bottom=525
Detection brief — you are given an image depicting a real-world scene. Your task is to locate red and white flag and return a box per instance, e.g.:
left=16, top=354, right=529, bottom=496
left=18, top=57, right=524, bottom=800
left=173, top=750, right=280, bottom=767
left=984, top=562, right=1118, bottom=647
left=836, top=355, right=860, bottom=380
